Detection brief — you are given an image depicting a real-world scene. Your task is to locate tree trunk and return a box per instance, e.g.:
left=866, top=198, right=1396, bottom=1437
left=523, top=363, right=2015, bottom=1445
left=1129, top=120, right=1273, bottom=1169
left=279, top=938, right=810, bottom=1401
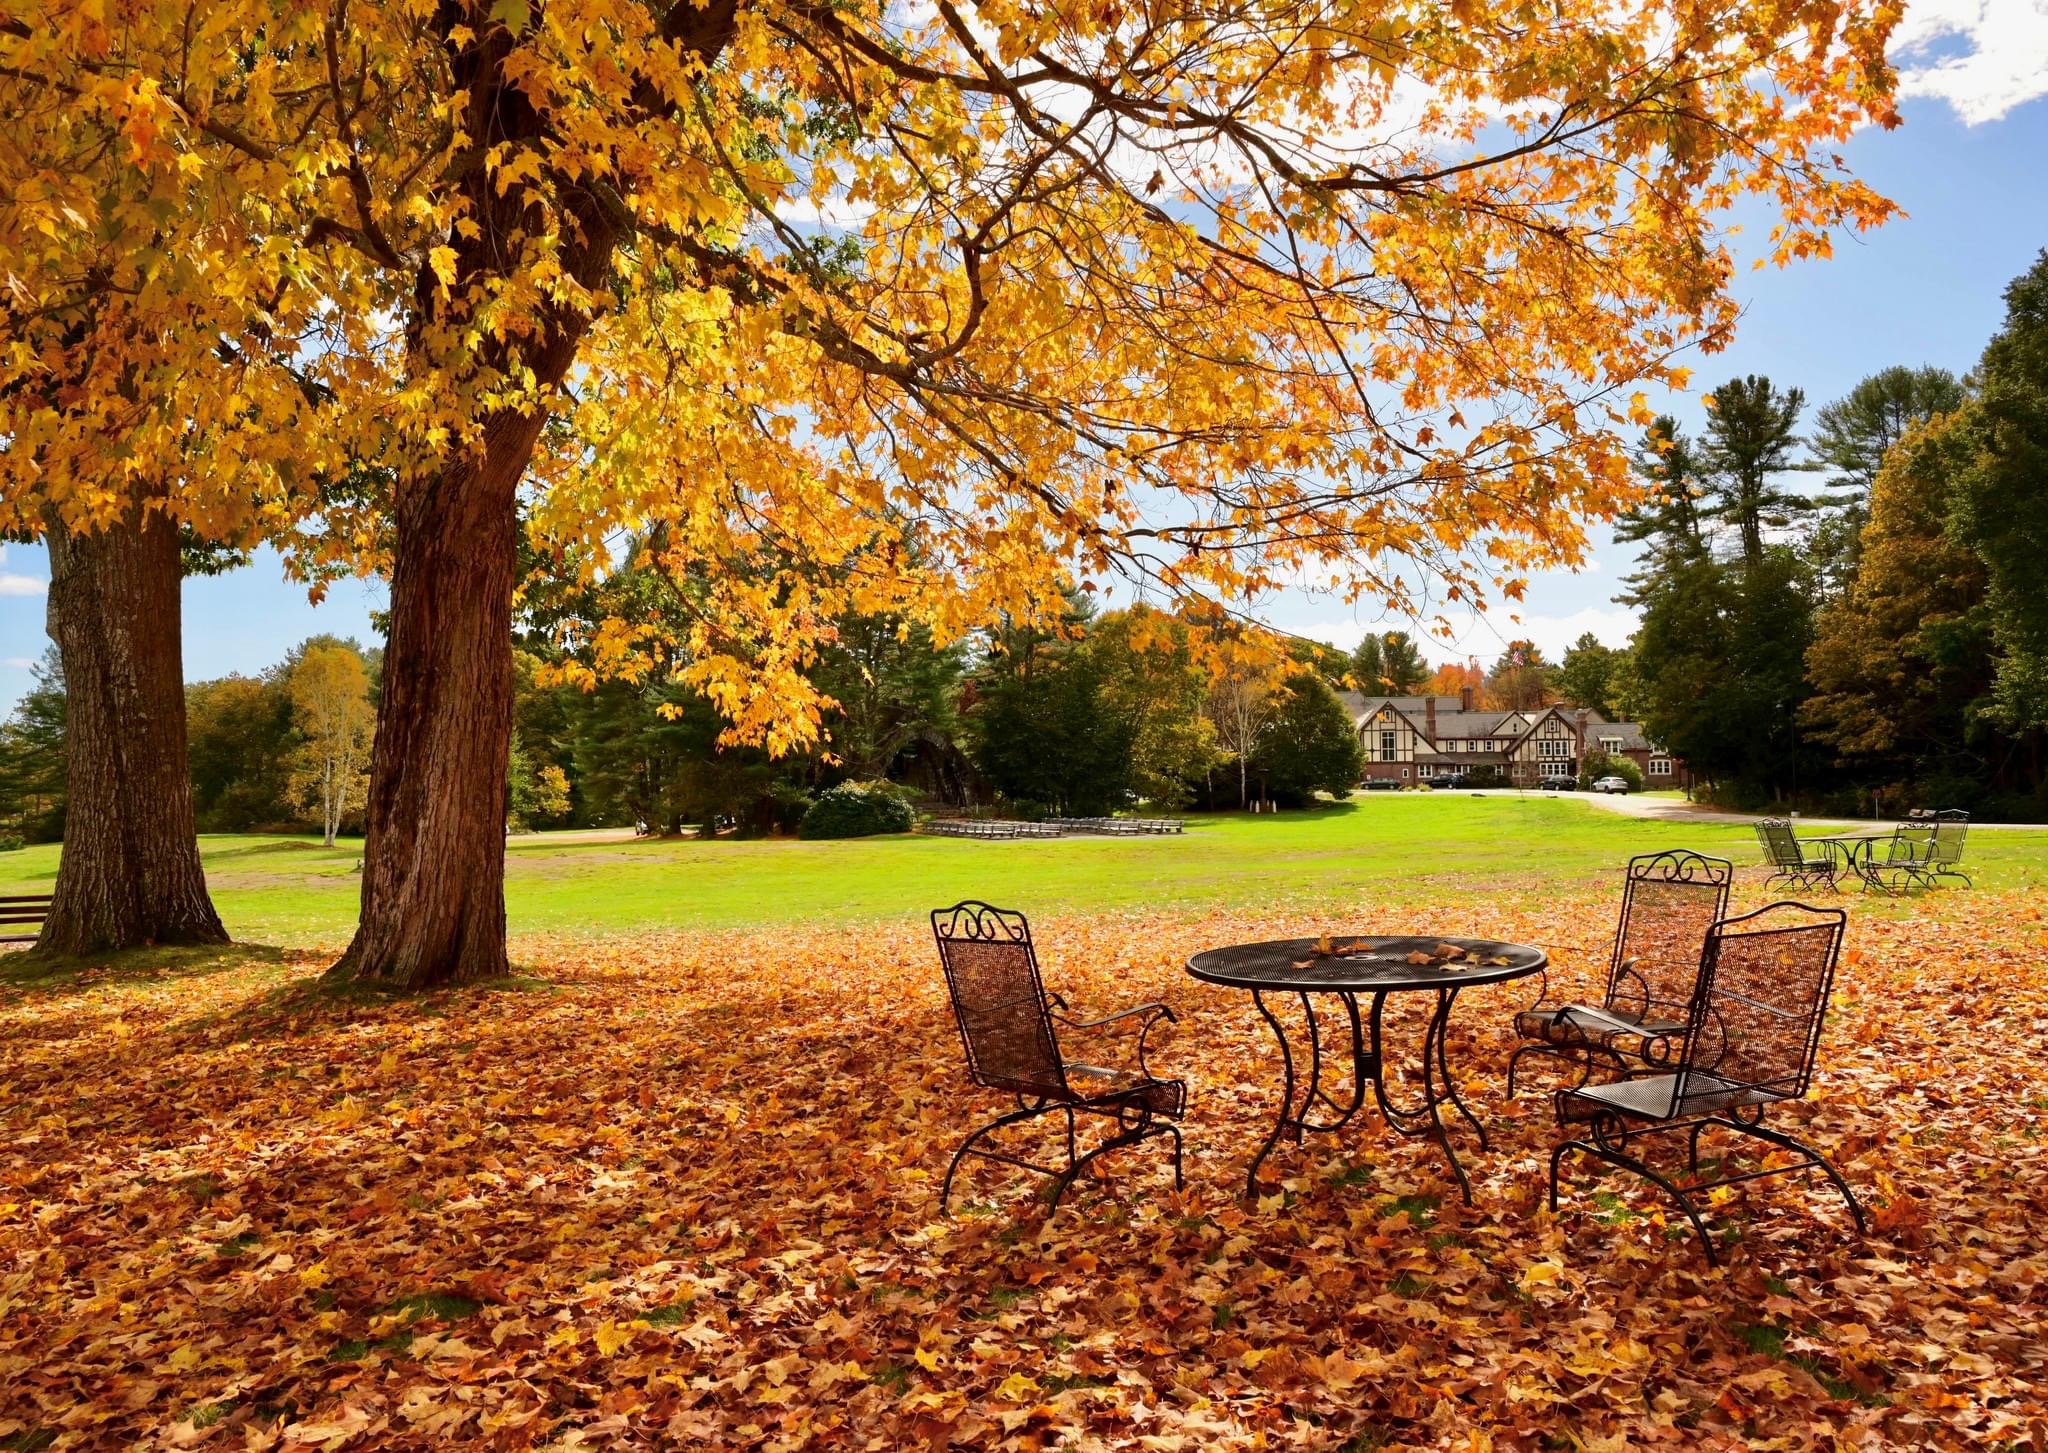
left=328, top=412, right=533, bottom=988
left=37, top=505, right=228, bottom=956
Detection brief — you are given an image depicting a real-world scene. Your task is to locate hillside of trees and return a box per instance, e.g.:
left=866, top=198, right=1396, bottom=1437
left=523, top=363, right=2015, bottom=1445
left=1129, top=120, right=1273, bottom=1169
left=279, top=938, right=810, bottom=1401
left=1598, top=252, right=2048, bottom=819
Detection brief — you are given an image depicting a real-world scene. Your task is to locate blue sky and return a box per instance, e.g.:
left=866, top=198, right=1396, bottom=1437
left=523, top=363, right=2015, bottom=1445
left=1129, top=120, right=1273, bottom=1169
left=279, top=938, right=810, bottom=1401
left=4, top=57, right=2046, bottom=710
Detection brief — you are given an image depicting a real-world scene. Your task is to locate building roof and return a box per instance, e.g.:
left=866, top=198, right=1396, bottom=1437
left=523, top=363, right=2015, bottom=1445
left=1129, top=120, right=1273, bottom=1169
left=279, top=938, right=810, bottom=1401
left=1586, top=721, right=1658, bottom=753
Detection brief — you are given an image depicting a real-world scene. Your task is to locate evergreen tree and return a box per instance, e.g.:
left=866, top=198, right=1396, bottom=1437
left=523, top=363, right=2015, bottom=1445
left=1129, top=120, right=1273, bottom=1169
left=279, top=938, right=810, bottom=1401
left=1348, top=630, right=1431, bottom=694
left=1615, top=415, right=1710, bottom=604
left=1700, top=375, right=1815, bottom=571
left=1810, top=365, right=1963, bottom=587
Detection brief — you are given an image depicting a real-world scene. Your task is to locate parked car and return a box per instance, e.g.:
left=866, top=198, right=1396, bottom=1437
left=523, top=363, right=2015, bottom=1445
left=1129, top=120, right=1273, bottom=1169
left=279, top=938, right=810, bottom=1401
left=1538, top=776, right=1577, bottom=791
left=1591, top=775, right=1632, bottom=794
left=1363, top=778, right=1402, bottom=791
left=1422, top=772, right=1467, bottom=790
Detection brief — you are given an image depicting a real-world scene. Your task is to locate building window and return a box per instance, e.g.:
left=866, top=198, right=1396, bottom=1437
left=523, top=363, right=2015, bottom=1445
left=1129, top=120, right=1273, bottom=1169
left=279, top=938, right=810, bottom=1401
left=1649, top=757, right=1673, bottom=777
left=1400, top=766, right=1409, bottom=779
left=1599, top=736, right=1623, bottom=752
left=1537, top=738, right=1571, bottom=761
left=1379, top=729, right=1397, bottom=762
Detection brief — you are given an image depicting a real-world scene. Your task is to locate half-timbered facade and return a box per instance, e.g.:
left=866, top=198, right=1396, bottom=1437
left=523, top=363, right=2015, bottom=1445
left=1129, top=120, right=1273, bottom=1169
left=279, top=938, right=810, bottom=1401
left=1340, top=691, right=1687, bottom=788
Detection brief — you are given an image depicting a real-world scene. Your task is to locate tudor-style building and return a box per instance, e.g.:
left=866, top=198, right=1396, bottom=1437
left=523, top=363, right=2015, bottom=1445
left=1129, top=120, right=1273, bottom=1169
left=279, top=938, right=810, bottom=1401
left=1340, top=689, right=1686, bottom=789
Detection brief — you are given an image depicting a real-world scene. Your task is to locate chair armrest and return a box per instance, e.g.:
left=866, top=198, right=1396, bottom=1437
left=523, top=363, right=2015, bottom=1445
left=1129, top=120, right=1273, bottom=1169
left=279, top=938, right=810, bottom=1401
left=1053, top=1002, right=1176, bottom=1078
left=1055, top=1001, right=1175, bottom=1032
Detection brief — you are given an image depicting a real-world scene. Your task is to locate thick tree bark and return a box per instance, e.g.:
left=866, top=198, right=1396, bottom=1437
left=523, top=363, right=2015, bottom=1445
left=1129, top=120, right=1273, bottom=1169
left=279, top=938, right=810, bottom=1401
left=326, top=0, right=740, bottom=988
left=37, top=505, right=228, bottom=956
left=328, top=412, right=533, bottom=987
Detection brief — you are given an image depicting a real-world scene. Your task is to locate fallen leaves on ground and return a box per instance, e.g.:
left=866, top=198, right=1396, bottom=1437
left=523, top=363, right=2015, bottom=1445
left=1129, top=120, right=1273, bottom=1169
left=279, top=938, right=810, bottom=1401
left=2, top=883, right=2046, bottom=1450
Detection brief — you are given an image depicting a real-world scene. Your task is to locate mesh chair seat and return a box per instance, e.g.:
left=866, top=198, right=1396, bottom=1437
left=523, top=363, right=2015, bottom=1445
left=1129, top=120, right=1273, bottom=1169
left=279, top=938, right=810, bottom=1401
left=1514, top=1003, right=1688, bottom=1057
left=1557, top=1071, right=1777, bottom=1123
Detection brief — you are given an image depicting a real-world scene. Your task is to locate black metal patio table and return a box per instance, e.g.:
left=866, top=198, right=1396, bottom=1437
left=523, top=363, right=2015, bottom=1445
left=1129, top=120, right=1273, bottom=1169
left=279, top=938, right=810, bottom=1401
left=1810, top=831, right=1893, bottom=891
left=1188, top=935, right=1547, bottom=1203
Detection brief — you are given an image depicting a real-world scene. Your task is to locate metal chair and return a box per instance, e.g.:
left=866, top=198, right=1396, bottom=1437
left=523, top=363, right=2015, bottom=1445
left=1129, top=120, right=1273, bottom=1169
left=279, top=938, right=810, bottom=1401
left=1509, top=850, right=1732, bottom=1095
left=1549, top=902, right=1865, bottom=1265
left=1889, top=808, right=1970, bottom=887
left=931, top=902, right=1184, bottom=1215
left=1754, top=818, right=1837, bottom=892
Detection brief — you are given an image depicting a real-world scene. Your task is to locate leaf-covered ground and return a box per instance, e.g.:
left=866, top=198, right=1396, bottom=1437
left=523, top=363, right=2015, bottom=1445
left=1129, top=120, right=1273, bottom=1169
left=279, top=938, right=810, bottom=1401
left=3, top=885, right=2045, bottom=1450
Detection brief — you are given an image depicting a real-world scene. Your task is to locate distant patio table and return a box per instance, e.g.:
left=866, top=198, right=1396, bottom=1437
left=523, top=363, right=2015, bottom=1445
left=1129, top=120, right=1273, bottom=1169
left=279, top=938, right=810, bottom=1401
left=1187, top=935, right=1547, bottom=1203
left=1809, top=831, right=1894, bottom=890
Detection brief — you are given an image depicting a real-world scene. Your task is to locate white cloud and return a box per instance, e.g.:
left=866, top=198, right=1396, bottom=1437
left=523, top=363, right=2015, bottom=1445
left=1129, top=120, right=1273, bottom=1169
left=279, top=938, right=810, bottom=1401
left=0, top=546, right=44, bottom=597
left=1891, top=0, right=2048, bottom=123
left=1424, top=605, right=1640, bottom=665
left=3, top=658, right=33, bottom=671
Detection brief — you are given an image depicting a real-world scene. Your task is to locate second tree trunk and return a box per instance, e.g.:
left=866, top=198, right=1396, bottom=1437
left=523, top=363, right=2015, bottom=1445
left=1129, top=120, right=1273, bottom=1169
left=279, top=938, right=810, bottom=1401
left=38, top=505, right=228, bottom=956
left=328, top=418, right=530, bottom=988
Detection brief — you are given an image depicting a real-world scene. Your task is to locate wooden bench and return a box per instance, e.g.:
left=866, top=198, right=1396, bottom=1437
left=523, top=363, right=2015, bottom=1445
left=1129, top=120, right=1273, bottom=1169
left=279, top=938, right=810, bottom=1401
left=0, top=893, right=52, bottom=945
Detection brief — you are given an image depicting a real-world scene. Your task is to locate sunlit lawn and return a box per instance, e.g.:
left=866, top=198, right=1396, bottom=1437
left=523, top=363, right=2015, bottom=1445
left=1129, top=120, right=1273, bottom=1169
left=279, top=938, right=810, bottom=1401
left=2, top=794, right=2044, bottom=947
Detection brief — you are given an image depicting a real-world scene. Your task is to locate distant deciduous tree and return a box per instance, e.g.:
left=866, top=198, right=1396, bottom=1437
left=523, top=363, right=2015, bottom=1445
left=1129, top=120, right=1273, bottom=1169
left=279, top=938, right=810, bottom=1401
left=1810, top=366, right=1964, bottom=587
left=0, top=647, right=67, bottom=842
left=1948, top=251, right=2048, bottom=734
left=1256, top=672, right=1368, bottom=806
left=1553, top=633, right=1622, bottom=718
left=1487, top=641, right=1553, bottom=711
left=289, top=644, right=375, bottom=848
left=1803, top=414, right=1996, bottom=785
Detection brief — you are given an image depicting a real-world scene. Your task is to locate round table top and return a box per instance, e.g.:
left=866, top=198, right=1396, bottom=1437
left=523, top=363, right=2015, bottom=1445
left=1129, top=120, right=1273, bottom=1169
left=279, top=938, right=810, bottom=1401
left=1187, top=935, right=1547, bottom=994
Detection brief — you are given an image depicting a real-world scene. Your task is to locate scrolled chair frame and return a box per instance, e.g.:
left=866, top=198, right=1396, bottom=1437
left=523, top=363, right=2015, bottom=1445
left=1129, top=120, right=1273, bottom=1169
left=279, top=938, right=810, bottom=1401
left=1874, top=808, right=1969, bottom=893
left=1548, top=901, right=1866, bottom=1266
left=1508, top=849, right=1733, bottom=1096
left=931, top=901, right=1184, bottom=1216
left=1754, top=819, right=1839, bottom=893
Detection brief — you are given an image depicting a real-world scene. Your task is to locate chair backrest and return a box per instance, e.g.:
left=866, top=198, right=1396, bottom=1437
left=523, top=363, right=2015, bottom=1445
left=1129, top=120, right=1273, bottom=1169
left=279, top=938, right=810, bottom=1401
left=1930, top=809, right=1968, bottom=865
left=1605, top=850, right=1733, bottom=1021
left=1753, top=818, right=1804, bottom=867
left=931, top=902, right=1069, bottom=1101
left=1675, top=902, right=1846, bottom=1114
left=1890, top=813, right=1934, bottom=862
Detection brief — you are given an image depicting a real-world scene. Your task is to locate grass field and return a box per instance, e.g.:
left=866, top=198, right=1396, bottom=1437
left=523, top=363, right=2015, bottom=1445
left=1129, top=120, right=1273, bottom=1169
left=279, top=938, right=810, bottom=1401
left=4, top=794, right=2044, bottom=946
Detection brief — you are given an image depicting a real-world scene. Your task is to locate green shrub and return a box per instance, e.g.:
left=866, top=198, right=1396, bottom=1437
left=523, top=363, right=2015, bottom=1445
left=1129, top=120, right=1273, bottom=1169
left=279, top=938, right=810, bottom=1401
left=0, top=832, right=22, bottom=853
left=798, top=781, right=916, bottom=839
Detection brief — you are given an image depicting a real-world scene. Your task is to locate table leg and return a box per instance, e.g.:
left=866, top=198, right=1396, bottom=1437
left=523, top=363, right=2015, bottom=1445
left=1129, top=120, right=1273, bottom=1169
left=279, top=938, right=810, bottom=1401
left=1368, top=986, right=1487, bottom=1204
left=1243, top=989, right=1370, bottom=1198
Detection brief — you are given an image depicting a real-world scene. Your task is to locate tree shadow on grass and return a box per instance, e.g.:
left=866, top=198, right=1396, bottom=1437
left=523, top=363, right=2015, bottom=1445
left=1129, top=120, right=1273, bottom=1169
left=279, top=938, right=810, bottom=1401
left=0, top=940, right=309, bottom=995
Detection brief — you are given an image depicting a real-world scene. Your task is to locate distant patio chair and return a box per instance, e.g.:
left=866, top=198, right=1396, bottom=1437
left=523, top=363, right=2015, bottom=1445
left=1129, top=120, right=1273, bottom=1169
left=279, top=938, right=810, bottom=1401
left=1509, top=850, right=1732, bottom=1095
left=1754, top=818, right=1837, bottom=892
left=1549, top=902, right=1865, bottom=1265
left=1892, top=808, right=1971, bottom=887
left=931, top=901, right=1184, bottom=1215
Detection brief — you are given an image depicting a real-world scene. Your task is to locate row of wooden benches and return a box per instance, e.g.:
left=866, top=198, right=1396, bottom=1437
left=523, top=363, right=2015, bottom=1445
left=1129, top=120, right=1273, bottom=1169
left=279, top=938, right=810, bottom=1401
left=920, top=818, right=1186, bottom=840
left=1048, top=817, right=1186, bottom=836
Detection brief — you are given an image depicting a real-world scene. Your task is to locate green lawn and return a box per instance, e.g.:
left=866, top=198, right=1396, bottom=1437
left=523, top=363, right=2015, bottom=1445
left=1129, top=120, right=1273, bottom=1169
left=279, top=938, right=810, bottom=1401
left=4, top=796, right=2044, bottom=946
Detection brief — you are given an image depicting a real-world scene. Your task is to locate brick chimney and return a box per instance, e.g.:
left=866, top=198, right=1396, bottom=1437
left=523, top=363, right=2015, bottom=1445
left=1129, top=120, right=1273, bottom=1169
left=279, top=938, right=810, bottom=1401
left=1424, top=697, right=1437, bottom=743
left=1459, top=686, right=1474, bottom=713
left=1575, top=709, right=1589, bottom=746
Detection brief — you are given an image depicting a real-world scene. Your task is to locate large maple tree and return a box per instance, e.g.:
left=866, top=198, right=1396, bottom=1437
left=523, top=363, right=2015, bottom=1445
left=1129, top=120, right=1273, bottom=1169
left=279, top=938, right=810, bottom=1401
left=1, top=0, right=1900, bottom=985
